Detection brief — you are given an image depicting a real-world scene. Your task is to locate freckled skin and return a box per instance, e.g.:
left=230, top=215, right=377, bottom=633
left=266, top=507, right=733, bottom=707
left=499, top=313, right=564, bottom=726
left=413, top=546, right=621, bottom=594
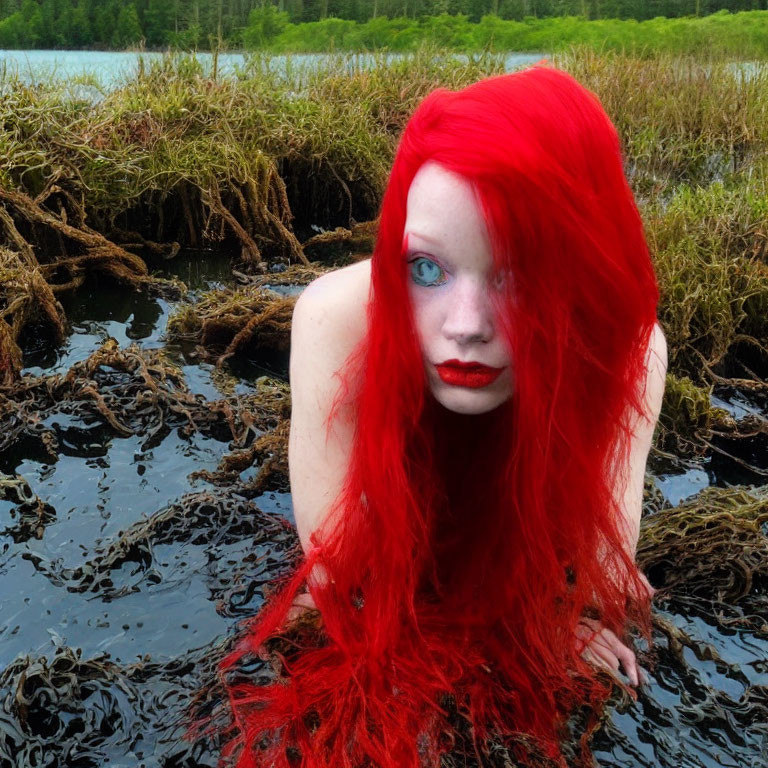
left=404, top=162, right=513, bottom=415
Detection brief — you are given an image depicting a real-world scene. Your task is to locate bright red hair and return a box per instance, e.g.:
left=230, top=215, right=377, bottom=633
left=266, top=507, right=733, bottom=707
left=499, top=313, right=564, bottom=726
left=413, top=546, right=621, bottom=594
left=220, top=65, right=659, bottom=767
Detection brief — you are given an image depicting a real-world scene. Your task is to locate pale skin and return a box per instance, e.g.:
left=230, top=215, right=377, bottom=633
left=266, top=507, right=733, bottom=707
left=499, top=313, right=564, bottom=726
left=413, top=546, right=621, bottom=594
left=287, top=162, right=668, bottom=688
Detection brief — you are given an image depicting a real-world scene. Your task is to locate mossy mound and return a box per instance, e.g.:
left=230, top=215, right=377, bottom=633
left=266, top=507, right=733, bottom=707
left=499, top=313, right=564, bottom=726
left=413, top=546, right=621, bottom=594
left=0, top=51, right=503, bottom=385
left=648, top=179, right=768, bottom=382
left=638, top=485, right=768, bottom=607
left=167, top=286, right=296, bottom=366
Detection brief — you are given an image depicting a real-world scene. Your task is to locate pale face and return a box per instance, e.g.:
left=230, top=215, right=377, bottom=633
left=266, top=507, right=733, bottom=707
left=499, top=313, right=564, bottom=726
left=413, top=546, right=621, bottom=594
left=404, top=162, right=514, bottom=415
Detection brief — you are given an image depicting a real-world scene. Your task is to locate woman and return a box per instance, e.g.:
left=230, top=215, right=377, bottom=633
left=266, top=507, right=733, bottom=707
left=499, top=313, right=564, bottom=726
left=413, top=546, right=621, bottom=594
left=221, top=65, right=667, bottom=768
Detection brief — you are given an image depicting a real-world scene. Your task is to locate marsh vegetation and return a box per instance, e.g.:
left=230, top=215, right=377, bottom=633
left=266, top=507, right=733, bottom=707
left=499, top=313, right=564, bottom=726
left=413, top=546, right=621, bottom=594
left=0, top=48, right=766, bottom=766
left=2, top=2, right=767, bottom=56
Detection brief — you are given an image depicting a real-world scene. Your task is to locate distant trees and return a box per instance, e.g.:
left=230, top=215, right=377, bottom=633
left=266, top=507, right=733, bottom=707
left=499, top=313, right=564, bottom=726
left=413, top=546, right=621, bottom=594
left=0, top=0, right=765, bottom=49
left=242, top=4, right=288, bottom=46
left=115, top=4, right=143, bottom=47
left=144, top=0, right=172, bottom=46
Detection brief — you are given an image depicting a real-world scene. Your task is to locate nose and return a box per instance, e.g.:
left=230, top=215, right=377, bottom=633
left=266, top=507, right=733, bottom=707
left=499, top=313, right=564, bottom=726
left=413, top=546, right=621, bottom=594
left=441, top=278, right=495, bottom=346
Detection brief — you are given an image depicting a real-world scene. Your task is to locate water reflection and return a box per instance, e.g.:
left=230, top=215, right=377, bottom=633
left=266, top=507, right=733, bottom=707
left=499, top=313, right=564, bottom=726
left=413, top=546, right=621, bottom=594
left=1, top=248, right=766, bottom=767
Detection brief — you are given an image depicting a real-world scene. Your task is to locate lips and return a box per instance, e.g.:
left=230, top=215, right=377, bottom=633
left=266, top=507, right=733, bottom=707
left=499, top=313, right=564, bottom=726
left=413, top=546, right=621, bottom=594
left=435, top=359, right=505, bottom=389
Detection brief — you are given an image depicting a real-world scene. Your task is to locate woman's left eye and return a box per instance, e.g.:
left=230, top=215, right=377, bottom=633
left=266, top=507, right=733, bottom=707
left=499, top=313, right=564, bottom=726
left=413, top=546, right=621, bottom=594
left=408, top=256, right=446, bottom=287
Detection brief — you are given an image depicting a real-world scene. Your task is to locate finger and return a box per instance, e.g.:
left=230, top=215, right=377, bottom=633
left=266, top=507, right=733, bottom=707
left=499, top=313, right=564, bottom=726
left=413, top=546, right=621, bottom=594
left=595, top=628, right=639, bottom=687
left=592, top=645, right=621, bottom=673
left=579, top=630, right=645, bottom=699
left=574, top=617, right=601, bottom=652
left=612, top=639, right=639, bottom=687
left=575, top=619, right=615, bottom=655
left=590, top=634, right=622, bottom=671
left=581, top=642, right=620, bottom=676
left=577, top=626, right=620, bottom=670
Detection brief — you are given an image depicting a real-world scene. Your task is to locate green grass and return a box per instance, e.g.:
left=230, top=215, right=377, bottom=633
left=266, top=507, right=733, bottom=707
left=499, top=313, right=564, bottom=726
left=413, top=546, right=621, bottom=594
left=244, top=11, right=768, bottom=59
left=1, top=48, right=767, bottom=449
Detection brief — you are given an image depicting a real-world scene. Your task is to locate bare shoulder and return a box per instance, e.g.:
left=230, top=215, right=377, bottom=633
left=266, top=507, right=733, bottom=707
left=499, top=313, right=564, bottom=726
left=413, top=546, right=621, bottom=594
left=292, top=258, right=372, bottom=353
left=298, top=257, right=371, bottom=313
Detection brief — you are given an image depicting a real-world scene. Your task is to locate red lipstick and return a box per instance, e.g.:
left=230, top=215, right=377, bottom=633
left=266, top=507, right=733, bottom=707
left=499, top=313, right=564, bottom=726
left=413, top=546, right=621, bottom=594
left=435, top=359, right=504, bottom=389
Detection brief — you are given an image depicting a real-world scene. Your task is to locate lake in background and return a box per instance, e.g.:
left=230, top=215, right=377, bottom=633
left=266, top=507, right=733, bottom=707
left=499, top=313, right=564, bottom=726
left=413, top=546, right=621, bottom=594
left=0, top=48, right=546, bottom=90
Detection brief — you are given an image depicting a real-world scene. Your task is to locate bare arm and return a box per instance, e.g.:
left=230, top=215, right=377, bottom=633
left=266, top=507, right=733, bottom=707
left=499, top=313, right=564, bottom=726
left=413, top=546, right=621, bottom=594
left=578, top=321, right=668, bottom=686
left=616, top=321, right=668, bottom=560
left=286, top=261, right=369, bottom=610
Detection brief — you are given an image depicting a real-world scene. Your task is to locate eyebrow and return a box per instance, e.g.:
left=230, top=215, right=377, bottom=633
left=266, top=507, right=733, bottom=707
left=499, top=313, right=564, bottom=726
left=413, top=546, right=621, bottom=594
left=405, top=231, right=443, bottom=249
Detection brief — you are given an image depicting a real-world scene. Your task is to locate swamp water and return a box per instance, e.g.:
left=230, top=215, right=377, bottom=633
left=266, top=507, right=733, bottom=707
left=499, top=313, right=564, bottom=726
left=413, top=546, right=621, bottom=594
left=0, top=49, right=545, bottom=91
left=0, top=249, right=765, bottom=767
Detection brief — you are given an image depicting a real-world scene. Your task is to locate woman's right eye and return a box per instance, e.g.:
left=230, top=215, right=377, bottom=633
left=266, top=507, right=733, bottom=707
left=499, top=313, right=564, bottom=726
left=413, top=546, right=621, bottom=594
left=408, top=256, right=446, bottom=287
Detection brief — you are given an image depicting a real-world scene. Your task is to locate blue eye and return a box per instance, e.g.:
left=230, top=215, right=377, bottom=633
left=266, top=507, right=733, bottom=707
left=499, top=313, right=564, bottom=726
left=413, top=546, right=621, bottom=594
left=408, top=256, right=446, bottom=287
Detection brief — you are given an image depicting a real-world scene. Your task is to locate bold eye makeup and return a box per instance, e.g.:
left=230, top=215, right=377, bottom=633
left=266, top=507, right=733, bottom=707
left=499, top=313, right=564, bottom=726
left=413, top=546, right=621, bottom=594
left=407, top=255, right=447, bottom=287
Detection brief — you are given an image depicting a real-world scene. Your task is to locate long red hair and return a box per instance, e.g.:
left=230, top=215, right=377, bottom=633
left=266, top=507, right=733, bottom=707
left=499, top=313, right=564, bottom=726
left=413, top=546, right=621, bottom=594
left=220, top=65, right=659, bottom=768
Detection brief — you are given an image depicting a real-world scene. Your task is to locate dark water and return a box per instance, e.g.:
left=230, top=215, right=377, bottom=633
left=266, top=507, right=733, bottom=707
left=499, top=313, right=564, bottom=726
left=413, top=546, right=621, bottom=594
left=1, top=249, right=766, bottom=767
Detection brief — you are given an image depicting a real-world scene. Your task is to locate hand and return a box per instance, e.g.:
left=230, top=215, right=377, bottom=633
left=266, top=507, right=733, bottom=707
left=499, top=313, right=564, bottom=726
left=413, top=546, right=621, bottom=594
left=574, top=617, right=647, bottom=688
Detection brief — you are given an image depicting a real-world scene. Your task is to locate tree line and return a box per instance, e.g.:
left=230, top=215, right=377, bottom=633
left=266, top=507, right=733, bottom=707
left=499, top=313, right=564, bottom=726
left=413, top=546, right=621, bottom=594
left=0, top=0, right=765, bottom=50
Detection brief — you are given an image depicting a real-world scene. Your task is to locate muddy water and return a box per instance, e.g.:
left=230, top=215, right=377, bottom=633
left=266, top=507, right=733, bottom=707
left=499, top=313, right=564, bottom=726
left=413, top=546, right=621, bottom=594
left=0, top=251, right=766, bottom=767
